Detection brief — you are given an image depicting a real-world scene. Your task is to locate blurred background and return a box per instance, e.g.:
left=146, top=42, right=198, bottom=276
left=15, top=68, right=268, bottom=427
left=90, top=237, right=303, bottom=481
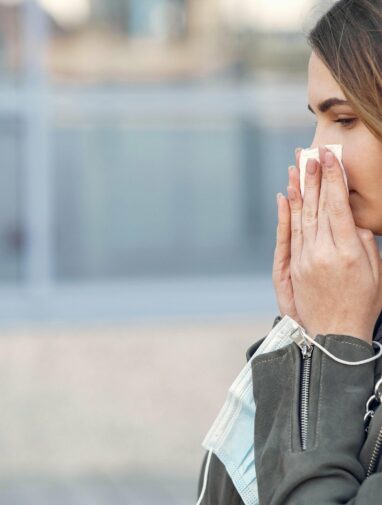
left=0, top=0, right=323, bottom=503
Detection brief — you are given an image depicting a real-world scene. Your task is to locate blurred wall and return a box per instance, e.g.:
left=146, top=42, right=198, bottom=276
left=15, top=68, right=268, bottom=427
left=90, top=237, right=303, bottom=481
left=0, top=1, right=319, bottom=504
left=0, top=0, right=315, bottom=322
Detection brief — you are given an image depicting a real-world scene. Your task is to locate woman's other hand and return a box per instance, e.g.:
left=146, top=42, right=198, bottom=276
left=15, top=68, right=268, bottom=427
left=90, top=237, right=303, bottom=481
left=272, top=148, right=304, bottom=326
left=286, top=146, right=382, bottom=344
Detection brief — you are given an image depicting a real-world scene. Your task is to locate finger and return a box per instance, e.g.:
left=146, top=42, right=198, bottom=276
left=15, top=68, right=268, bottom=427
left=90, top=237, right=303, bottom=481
left=295, top=147, right=302, bottom=182
left=356, top=227, right=381, bottom=284
left=302, top=158, right=321, bottom=247
left=273, top=193, right=301, bottom=321
left=287, top=149, right=303, bottom=198
left=274, top=193, right=291, bottom=281
left=322, top=147, right=359, bottom=251
left=287, top=184, right=303, bottom=262
left=288, top=165, right=300, bottom=195
left=316, top=149, right=335, bottom=246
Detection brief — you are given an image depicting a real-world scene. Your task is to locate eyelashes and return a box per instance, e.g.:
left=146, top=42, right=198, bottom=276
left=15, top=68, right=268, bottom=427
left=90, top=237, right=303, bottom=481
left=334, top=118, right=356, bottom=127
left=313, top=118, right=356, bottom=128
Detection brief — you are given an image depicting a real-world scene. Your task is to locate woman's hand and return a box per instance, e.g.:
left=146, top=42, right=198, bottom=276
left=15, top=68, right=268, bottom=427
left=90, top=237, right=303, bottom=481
left=285, top=147, right=382, bottom=344
left=272, top=148, right=304, bottom=326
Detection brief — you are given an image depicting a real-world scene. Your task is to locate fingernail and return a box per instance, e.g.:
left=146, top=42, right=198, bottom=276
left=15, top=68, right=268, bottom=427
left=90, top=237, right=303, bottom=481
left=295, top=147, right=303, bottom=156
left=325, top=151, right=334, bottom=167
left=307, top=159, right=317, bottom=175
left=288, top=165, right=296, bottom=175
left=277, top=192, right=283, bottom=204
left=287, top=186, right=296, bottom=200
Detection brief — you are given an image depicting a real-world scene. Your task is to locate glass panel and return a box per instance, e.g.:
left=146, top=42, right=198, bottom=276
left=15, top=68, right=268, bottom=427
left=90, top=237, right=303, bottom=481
left=53, top=116, right=250, bottom=279
left=0, top=116, right=25, bottom=281
left=53, top=115, right=314, bottom=280
left=0, top=3, right=22, bottom=84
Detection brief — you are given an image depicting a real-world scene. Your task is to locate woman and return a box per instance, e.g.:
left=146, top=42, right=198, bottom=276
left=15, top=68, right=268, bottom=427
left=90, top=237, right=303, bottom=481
left=197, top=0, right=382, bottom=503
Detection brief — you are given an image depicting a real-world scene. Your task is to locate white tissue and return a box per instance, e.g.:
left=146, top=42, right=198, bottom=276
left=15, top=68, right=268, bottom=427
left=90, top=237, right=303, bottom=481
left=299, top=144, right=349, bottom=198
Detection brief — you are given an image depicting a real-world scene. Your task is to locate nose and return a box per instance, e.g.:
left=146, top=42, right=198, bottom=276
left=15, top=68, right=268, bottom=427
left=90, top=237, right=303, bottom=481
left=309, top=124, right=339, bottom=150
left=309, top=130, right=324, bottom=150
left=308, top=132, right=350, bottom=190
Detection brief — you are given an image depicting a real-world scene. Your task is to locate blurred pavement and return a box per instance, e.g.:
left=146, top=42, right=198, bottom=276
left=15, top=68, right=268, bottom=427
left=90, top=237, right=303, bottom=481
left=0, top=314, right=274, bottom=504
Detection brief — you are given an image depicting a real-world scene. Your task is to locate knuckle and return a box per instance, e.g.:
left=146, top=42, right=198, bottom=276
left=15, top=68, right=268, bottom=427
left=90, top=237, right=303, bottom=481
left=314, top=253, right=330, bottom=269
left=304, top=178, right=318, bottom=189
left=272, top=265, right=287, bottom=285
left=325, top=166, right=338, bottom=182
left=276, top=237, right=289, bottom=249
left=276, top=228, right=289, bottom=245
left=303, top=207, right=317, bottom=224
left=277, top=221, right=289, bottom=234
left=329, top=199, right=346, bottom=216
left=273, top=248, right=288, bottom=266
left=290, top=206, right=301, bottom=216
left=340, top=250, right=359, bottom=266
left=360, top=229, right=374, bottom=241
left=291, top=227, right=302, bottom=236
left=319, top=198, right=327, bottom=212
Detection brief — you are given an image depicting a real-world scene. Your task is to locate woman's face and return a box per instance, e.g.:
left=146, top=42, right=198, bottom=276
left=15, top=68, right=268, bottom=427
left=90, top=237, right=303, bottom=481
left=308, top=50, right=382, bottom=235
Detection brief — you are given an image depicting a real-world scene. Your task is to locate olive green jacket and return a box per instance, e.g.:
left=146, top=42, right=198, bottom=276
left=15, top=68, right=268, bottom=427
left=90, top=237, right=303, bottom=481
left=198, top=311, right=382, bottom=504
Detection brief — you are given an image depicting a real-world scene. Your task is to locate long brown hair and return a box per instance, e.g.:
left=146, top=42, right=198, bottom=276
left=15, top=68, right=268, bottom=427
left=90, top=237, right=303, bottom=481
left=308, top=0, right=382, bottom=140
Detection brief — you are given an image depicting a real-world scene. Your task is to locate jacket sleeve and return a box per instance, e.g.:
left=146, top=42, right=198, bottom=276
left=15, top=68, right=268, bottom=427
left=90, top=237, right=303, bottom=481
left=252, top=333, right=382, bottom=505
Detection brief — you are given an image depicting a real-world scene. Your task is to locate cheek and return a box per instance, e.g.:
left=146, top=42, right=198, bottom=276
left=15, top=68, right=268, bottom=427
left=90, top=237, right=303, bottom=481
left=344, top=128, right=382, bottom=190
left=342, top=149, right=365, bottom=189
left=342, top=138, right=380, bottom=191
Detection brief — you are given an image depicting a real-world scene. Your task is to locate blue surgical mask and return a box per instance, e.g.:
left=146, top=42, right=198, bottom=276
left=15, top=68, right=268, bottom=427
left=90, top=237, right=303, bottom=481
left=200, top=315, right=302, bottom=505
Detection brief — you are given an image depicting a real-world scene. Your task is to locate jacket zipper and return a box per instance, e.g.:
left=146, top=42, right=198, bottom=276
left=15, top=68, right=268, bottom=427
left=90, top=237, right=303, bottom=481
left=300, top=343, right=313, bottom=451
left=367, top=425, right=382, bottom=477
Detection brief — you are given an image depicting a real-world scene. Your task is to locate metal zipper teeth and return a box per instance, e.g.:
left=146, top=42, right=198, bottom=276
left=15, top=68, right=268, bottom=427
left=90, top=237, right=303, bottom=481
left=367, top=425, right=382, bottom=477
left=300, top=345, right=313, bottom=451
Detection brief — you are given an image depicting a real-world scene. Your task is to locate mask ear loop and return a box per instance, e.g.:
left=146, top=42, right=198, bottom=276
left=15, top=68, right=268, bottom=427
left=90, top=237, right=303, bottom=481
left=196, top=449, right=213, bottom=505
left=299, top=328, right=382, bottom=366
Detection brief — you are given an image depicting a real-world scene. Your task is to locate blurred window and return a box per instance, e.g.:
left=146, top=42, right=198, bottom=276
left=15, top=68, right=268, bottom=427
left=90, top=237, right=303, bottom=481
left=0, top=0, right=314, bottom=290
left=0, top=3, right=22, bottom=84
left=53, top=116, right=246, bottom=279
left=43, top=0, right=310, bottom=85
left=0, top=116, right=25, bottom=281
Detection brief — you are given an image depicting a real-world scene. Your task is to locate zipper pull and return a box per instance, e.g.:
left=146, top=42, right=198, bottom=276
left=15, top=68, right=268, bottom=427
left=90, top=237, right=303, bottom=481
left=301, top=343, right=313, bottom=359
left=289, top=322, right=313, bottom=356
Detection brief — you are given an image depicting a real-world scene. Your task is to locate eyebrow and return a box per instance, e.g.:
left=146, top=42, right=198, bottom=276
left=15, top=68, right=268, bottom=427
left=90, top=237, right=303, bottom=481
left=308, top=98, right=350, bottom=114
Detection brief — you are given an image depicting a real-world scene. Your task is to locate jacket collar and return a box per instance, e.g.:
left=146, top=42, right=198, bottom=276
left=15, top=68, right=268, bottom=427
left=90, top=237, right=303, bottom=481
left=246, top=311, right=382, bottom=362
left=373, top=310, right=382, bottom=342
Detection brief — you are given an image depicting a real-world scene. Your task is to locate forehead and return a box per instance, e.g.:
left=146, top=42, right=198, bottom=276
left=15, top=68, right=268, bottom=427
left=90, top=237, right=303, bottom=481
left=308, top=51, right=346, bottom=104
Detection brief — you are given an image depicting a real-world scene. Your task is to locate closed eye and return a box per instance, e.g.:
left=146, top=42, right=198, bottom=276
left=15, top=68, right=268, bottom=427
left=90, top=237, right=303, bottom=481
left=334, top=118, right=356, bottom=127
left=313, top=118, right=356, bottom=128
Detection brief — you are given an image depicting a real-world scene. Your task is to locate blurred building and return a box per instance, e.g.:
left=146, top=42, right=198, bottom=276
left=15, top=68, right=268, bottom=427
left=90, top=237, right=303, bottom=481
left=0, top=0, right=315, bottom=322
